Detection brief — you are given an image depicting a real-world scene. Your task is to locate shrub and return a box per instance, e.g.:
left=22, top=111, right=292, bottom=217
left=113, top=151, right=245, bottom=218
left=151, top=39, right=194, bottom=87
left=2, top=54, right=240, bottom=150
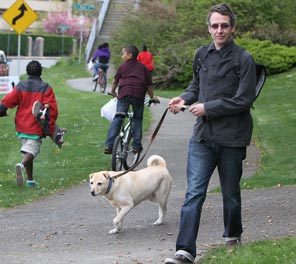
left=154, top=37, right=296, bottom=88
left=0, top=32, right=73, bottom=56
left=236, top=38, right=296, bottom=75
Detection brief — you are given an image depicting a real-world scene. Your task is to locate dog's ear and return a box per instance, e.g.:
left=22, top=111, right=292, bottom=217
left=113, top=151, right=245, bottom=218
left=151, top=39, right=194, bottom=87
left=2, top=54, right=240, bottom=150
left=89, top=173, right=94, bottom=180
left=103, top=172, right=110, bottom=179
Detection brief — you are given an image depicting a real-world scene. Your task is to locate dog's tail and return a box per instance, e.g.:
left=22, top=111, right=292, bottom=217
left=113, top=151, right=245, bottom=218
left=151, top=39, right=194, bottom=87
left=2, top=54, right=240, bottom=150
left=147, top=155, right=166, bottom=168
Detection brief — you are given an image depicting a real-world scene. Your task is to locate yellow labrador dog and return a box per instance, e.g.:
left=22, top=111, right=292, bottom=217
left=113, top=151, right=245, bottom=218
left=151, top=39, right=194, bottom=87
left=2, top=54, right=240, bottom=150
left=89, top=155, right=172, bottom=234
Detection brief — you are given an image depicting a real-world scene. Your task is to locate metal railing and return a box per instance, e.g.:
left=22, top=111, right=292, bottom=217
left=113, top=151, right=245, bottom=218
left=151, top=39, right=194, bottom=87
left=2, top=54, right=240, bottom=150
left=84, top=0, right=110, bottom=62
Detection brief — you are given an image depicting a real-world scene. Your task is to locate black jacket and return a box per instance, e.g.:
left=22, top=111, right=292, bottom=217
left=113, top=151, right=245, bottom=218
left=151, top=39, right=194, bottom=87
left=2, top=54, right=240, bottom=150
left=181, top=40, right=257, bottom=147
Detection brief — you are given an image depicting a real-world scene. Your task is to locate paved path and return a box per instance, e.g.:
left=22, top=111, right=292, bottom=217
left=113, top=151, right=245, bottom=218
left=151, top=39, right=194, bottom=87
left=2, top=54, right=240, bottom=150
left=0, top=73, right=295, bottom=264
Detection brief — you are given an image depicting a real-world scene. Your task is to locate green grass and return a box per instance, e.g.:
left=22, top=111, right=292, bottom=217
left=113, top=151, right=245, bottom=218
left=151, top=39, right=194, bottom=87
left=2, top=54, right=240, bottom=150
left=242, top=68, right=296, bottom=188
left=200, top=237, right=296, bottom=264
left=0, top=58, right=151, bottom=208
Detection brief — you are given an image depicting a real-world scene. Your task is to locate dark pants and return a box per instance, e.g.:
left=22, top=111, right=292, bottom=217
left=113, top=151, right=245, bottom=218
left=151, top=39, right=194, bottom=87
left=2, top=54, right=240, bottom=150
left=176, top=139, right=246, bottom=257
left=105, top=96, right=144, bottom=150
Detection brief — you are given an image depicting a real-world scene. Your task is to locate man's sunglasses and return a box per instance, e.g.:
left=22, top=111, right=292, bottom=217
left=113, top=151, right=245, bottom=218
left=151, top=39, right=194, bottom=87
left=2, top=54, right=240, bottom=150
left=209, top=23, right=231, bottom=30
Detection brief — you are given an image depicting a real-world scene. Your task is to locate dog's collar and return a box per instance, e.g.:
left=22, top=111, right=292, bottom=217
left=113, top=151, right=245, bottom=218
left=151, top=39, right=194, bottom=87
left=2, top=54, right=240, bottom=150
left=105, top=177, right=114, bottom=195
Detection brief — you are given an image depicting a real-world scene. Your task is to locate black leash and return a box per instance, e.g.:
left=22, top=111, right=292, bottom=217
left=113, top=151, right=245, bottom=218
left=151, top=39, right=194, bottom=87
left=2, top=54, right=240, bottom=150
left=112, top=107, right=169, bottom=179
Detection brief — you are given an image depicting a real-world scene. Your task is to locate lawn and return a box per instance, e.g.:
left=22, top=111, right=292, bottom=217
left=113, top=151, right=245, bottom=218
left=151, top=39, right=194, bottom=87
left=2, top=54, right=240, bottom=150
left=0, top=59, right=151, bottom=208
left=200, top=237, right=296, bottom=264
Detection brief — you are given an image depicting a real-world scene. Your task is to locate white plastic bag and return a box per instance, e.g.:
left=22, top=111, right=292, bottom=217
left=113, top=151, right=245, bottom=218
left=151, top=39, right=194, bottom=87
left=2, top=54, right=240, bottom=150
left=101, top=98, right=117, bottom=122
left=87, top=60, right=94, bottom=71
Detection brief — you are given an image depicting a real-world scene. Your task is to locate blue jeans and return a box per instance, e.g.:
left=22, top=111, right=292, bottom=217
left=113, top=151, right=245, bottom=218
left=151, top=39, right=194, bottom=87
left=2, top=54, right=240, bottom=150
left=93, top=62, right=109, bottom=75
left=176, top=139, right=246, bottom=257
left=105, top=96, right=144, bottom=150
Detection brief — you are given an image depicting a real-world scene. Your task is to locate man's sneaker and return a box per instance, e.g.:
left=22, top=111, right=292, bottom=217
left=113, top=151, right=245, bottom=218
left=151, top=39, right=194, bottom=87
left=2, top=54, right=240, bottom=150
left=26, top=180, right=39, bottom=188
left=104, top=147, right=112, bottom=154
left=226, top=238, right=242, bottom=247
left=132, top=147, right=143, bottom=154
left=15, top=163, right=25, bottom=186
left=165, top=250, right=195, bottom=264
left=93, top=75, right=99, bottom=81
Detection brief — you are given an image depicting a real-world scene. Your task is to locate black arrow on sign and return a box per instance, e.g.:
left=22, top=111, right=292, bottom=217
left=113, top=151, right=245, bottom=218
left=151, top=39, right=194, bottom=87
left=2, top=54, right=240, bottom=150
left=12, top=4, right=27, bottom=25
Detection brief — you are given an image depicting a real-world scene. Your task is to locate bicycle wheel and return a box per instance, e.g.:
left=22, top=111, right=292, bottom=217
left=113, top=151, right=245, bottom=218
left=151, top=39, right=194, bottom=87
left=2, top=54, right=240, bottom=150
left=111, top=136, right=124, bottom=171
left=99, top=73, right=107, bottom=93
left=92, top=80, right=98, bottom=92
left=123, top=133, right=140, bottom=170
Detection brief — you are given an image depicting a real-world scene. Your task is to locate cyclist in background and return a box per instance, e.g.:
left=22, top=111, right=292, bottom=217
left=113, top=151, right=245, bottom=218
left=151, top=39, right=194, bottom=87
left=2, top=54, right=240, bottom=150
left=104, top=45, right=157, bottom=155
left=91, top=42, right=111, bottom=81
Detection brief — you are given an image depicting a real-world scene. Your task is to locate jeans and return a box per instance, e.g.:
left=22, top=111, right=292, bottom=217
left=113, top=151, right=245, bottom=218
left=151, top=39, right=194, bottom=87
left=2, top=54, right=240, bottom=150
left=105, top=96, right=144, bottom=150
left=93, top=62, right=109, bottom=75
left=176, top=139, right=246, bottom=257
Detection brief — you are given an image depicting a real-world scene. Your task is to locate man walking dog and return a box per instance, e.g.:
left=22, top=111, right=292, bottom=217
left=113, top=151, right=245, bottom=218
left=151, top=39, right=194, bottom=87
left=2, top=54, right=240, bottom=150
left=165, top=3, right=257, bottom=264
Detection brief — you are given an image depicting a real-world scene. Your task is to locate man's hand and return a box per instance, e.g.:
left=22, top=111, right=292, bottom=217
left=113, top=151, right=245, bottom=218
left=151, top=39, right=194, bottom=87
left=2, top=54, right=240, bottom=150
left=109, top=91, right=117, bottom=97
left=189, top=103, right=205, bottom=117
left=168, top=97, right=185, bottom=114
left=150, top=96, right=160, bottom=104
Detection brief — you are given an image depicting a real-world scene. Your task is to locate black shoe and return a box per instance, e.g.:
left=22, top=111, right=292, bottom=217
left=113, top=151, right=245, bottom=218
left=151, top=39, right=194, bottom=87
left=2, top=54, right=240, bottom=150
left=104, top=147, right=112, bottom=154
left=132, top=147, right=143, bottom=154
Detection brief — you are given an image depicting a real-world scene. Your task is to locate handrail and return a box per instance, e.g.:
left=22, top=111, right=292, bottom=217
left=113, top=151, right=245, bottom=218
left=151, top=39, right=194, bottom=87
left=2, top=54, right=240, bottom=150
left=84, top=0, right=111, bottom=62
left=85, top=19, right=97, bottom=62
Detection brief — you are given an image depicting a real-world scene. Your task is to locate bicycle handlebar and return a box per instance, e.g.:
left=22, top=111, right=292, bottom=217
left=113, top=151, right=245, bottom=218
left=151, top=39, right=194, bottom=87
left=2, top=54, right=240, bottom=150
left=144, top=97, right=160, bottom=107
left=108, top=92, right=160, bottom=107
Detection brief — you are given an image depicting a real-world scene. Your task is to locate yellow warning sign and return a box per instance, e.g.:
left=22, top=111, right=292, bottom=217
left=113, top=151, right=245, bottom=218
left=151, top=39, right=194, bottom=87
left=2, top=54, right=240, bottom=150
left=2, top=0, right=38, bottom=34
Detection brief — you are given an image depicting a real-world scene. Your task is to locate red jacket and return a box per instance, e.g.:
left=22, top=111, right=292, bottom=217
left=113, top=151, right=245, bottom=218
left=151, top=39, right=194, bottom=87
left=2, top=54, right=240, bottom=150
left=137, top=51, right=155, bottom=71
left=0, top=76, right=58, bottom=137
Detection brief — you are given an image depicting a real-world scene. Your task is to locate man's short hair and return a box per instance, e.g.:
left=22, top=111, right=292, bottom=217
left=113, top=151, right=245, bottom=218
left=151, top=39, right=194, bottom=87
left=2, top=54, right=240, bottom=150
left=207, top=3, right=236, bottom=26
left=123, top=45, right=139, bottom=59
left=26, top=60, right=42, bottom=77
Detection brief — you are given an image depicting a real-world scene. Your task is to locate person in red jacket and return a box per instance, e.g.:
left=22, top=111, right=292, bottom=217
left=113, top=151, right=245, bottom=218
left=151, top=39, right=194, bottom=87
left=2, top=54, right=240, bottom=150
left=0, top=60, right=58, bottom=187
left=137, top=44, right=155, bottom=78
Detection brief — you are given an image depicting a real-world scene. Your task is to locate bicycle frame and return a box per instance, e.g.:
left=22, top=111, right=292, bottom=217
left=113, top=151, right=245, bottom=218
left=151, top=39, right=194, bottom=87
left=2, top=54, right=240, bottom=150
left=92, top=67, right=107, bottom=93
left=111, top=97, right=160, bottom=171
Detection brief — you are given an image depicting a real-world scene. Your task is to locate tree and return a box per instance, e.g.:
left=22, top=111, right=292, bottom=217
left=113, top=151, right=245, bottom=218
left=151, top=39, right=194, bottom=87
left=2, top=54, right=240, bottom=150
left=43, top=12, right=91, bottom=39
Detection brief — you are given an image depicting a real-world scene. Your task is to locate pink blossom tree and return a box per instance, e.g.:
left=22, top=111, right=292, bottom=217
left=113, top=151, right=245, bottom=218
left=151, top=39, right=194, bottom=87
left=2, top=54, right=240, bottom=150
left=43, top=12, right=91, bottom=39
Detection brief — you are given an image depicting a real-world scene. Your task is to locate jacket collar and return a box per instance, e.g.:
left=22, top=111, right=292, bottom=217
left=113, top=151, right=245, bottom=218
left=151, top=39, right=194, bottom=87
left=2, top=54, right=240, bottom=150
left=208, top=39, right=235, bottom=58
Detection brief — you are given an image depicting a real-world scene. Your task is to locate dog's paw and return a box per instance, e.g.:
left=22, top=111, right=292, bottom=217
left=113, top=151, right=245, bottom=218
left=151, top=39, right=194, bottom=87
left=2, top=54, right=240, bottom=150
left=109, top=228, right=119, bottom=234
left=153, top=219, right=164, bottom=226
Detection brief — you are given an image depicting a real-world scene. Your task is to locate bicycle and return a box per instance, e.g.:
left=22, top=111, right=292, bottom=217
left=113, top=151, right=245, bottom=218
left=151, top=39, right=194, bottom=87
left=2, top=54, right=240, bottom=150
left=111, top=97, right=160, bottom=171
left=92, top=67, right=107, bottom=93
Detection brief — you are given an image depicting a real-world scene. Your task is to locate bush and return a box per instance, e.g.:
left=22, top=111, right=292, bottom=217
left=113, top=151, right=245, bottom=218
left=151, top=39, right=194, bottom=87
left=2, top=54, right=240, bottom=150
left=109, top=0, right=296, bottom=89
left=236, top=38, right=296, bottom=75
left=153, top=38, right=208, bottom=89
left=0, top=32, right=73, bottom=56
left=154, top=37, right=296, bottom=88
left=0, top=33, right=28, bottom=56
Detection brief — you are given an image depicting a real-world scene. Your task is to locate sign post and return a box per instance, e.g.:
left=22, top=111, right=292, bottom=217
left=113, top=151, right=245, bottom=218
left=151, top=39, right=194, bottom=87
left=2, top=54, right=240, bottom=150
left=78, top=15, right=84, bottom=63
left=2, top=0, right=38, bottom=76
left=58, top=24, right=70, bottom=57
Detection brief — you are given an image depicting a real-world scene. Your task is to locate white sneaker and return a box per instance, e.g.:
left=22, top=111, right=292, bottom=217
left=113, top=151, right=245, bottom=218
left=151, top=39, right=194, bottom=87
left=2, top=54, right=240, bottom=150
left=93, top=75, right=99, bottom=81
left=15, top=163, right=25, bottom=186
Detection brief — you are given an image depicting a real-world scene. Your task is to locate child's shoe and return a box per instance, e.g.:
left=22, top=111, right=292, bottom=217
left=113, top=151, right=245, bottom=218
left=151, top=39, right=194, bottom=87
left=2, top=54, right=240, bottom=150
left=25, top=180, right=39, bottom=188
left=15, top=163, right=25, bottom=186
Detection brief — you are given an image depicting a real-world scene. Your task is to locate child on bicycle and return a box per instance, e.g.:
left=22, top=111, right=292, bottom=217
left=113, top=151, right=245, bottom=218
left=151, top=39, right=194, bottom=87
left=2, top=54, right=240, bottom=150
left=0, top=60, right=58, bottom=187
left=91, top=42, right=111, bottom=81
left=104, top=45, right=157, bottom=155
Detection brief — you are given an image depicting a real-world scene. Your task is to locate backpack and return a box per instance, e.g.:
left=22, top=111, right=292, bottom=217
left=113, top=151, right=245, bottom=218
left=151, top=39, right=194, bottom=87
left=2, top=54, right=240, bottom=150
left=195, top=45, right=266, bottom=101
